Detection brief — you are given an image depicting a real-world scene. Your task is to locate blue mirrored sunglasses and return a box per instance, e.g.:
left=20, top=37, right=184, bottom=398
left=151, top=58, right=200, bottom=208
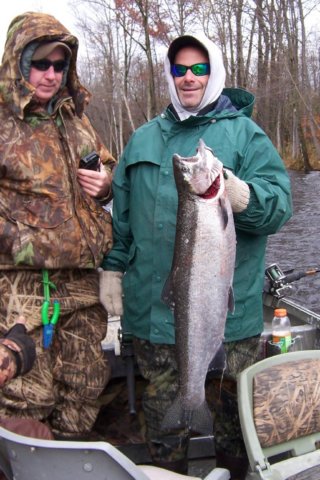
left=31, top=59, right=67, bottom=73
left=171, top=63, right=210, bottom=77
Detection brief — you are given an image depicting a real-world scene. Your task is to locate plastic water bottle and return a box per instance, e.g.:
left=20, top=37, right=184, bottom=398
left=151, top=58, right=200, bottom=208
left=272, top=308, right=292, bottom=353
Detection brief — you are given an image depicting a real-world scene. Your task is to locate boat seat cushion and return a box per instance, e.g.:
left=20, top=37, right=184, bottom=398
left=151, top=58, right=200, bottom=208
left=252, top=358, right=320, bottom=448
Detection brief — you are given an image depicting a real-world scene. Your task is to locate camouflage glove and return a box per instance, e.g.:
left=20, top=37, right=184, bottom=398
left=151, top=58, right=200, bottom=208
left=99, top=270, right=124, bottom=316
left=224, top=170, right=250, bottom=213
left=0, top=323, right=36, bottom=378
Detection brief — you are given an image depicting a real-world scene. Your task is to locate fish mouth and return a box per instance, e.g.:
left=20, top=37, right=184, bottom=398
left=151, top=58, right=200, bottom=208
left=199, top=173, right=221, bottom=199
left=173, top=139, right=224, bottom=196
left=174, top=157, right=222, bottom=196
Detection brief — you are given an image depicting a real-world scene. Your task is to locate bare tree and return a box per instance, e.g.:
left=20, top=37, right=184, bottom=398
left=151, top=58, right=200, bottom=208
left=69, top=0, right=320, bottom=169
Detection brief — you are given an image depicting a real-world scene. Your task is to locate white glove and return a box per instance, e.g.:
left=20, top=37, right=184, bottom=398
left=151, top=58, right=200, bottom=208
left=99, top=270, right=124, bottom=316
left=224, top=170, right=250, bottom=213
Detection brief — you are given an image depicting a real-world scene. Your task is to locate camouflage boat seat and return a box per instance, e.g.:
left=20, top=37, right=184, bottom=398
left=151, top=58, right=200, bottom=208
left=238, top=350, right=320, bottom=479
left=0, top=426, right=230, bottom=480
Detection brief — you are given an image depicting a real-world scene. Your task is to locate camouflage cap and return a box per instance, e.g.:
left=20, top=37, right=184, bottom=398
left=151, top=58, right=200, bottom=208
left=32, top=41, right=72, bottom=60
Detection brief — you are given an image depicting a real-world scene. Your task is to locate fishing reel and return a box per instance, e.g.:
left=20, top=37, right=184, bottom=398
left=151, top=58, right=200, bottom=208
left=264, top=263, right=294, bottom=299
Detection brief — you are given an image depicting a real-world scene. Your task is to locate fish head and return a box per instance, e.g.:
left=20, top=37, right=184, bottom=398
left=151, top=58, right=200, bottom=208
left=173, top=139, right=224, bottom=196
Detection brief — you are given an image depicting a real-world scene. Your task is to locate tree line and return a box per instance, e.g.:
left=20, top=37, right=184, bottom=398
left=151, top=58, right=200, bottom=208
left=70, top=0, right=320, bottom=170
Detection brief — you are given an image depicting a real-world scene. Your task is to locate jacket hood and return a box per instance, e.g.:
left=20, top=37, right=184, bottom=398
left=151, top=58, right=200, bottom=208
left=163, top=87, right=255, bottom=125
left=164, top=32, right=226, bottom=120
left=223, top=87, right=255, bottom=118
left=0, top=11, right=90, bottom=119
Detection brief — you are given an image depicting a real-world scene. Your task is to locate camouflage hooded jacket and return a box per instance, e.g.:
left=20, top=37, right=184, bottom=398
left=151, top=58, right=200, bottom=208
left=0, top=12, right=116, bottom=270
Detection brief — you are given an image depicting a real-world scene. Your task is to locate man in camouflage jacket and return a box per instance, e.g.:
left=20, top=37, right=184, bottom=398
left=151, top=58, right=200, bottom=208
left=0, top=12, right=116, bottom=438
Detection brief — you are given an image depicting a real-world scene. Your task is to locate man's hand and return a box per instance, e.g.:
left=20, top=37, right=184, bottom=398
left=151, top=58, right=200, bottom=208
left=77, top=167, right=112, bottom=198
left=224, top=170, right=250, bottom=213
left=99, top=270, right=124, bottom=316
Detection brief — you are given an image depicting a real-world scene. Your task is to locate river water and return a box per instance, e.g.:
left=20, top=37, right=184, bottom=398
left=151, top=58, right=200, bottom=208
left=265, top=170, right=320, bottom=314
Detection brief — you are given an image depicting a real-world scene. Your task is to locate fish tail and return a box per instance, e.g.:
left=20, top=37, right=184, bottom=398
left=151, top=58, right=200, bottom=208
left=190, top=400, right=213, bottom=435
left=161, top=396, right=186, bottom=432
left=161, top=397, right=213, bottom=435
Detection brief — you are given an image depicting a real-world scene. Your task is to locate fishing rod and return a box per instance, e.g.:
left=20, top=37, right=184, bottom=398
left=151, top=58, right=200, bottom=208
left=264, top=263, right=320, bottom=298
left=283, top=267, right=320, bottom=284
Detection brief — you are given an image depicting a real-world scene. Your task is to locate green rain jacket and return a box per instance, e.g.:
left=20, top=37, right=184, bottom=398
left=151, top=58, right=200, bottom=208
left=103, top=87, right=292, bottom=343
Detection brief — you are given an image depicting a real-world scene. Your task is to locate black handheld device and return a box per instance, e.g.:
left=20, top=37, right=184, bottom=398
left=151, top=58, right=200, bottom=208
left=79, top=151, right=100, bottom=171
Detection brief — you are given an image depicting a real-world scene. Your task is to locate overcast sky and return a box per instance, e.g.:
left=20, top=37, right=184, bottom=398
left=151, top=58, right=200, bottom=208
left=0, top=0, right=81, bottom=59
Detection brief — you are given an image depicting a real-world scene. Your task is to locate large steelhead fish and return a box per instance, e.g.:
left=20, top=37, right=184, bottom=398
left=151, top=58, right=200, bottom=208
left=161, top=139, right=236, bottom=435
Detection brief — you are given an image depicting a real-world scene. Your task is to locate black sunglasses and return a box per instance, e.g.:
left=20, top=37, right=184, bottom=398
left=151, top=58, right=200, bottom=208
left=31, top=59, right=67, bottom=73
left=171, top=63, right=210, bottom=77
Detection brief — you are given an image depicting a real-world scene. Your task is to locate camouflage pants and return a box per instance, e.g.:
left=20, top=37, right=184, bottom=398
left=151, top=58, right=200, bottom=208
left=133, top=335, right=261, bottom=463
left=133, top=338, right=189, bottom=464
left=0, top=269, right=110, bottom=438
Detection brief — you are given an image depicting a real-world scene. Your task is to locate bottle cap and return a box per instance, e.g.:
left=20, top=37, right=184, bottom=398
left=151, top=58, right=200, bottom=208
left=274, top=308, right=287, bottom=316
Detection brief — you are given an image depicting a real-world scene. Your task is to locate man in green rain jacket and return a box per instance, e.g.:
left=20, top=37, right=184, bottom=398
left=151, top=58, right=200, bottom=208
left=100, top=32, right=292, bottom=478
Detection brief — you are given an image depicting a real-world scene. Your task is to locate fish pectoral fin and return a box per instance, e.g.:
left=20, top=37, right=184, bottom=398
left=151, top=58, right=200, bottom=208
left=219, top=197, right=229, bottom=229
left=161, top=273, right=175, bottom=310
left=228, top=286, right=235, bottom=313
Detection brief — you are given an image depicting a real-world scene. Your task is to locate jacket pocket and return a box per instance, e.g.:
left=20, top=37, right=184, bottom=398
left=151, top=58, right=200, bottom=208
left=11, top=195, right=72, bottom=228
left=3, top=195, right=74, bottom=266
